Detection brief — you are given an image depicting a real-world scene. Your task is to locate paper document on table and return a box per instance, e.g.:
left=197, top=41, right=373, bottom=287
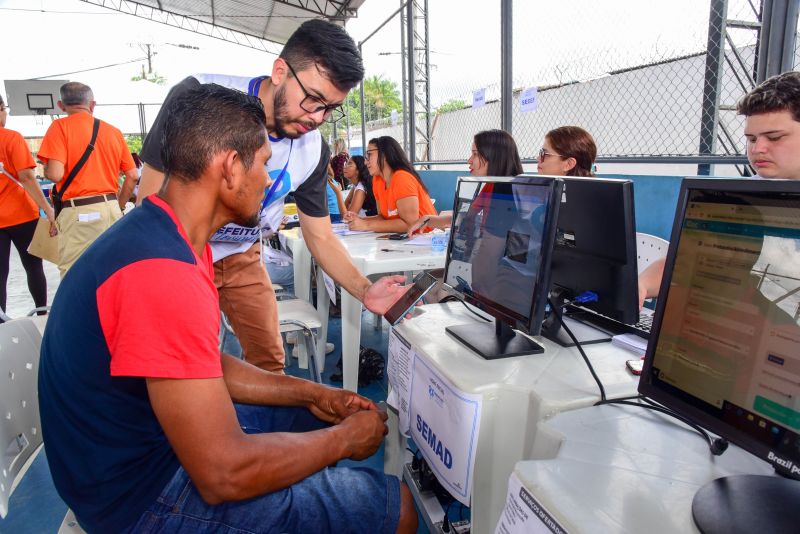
left=405, top=233, right=433, bottom=245
left=611, top=333, right=648, bottom=355
left=409, top=356, right=482, bottom=506
left=331, top=223, right=372, bottom=236
left=405, top=230, right=449, bottom=246
left=387, top=328, right=416, bottom=434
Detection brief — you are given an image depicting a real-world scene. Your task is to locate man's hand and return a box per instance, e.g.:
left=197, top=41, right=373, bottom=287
left=307, top=385, right=378, bottom=424
left=338, top=410, right=389, bottom=460
left=363, top=274, right=410, bottom=314
left=638, top=282, right=648, bottom=310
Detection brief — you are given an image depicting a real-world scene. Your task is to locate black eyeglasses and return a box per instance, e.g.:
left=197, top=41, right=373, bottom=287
left=284, top=61, right=346, bottom=124
left=538, top=147, right=563, bottom=162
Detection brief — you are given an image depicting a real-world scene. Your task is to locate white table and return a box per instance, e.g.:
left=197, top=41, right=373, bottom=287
left=283, top=228, right=446, bottom=391
left=502, top=404, right=775, bottom=533
left=387, top=302, right=642, bottom=534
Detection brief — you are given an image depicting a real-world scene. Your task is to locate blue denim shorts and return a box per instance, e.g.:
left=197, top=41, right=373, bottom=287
left=123, top=404, right=401, bottom=534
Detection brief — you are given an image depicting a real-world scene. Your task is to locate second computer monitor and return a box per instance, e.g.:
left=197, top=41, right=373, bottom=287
left=547, top=176, right=639, bottom=325
left=443, top=176, right=562, bottom=359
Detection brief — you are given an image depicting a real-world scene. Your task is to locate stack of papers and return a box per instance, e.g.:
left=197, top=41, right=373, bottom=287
left=331, top=223, right=371, bottom=236
left=611, top=333, right=648, bottom=355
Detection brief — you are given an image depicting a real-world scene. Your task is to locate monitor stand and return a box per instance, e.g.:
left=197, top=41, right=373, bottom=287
left=692, top=474, right=800, bottom=533
left=542, top=314, right=613, bottom=347
left=446, top=320, right=544, bottom=360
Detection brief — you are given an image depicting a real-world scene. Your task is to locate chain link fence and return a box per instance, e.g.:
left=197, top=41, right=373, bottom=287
left=14, top=1, right=797, bottom=170
left=354, top=0, right=799, bottom=169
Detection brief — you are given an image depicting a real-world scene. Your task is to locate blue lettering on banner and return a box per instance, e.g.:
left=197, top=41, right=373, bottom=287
left=416, top=414, right=453, bottom=469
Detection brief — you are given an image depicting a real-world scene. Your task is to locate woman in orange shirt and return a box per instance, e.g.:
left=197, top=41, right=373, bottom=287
left=344, top=136, right=436, bottom=233
left=0, top=96, right=56, bottom=319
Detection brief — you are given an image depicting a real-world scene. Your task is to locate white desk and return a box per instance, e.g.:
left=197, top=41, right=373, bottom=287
left=283, top=229, right=446, bottom=391
left=501, top=404, right=775, bottom=533
left=387, top=302, right=641, bottom=534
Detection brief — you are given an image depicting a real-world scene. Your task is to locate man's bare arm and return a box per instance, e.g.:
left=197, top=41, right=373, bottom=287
left=136, top=163, right=166, bottom=205
left=299, top=210, right=372, bottom=301
left=299, top=210, right=411, bottom=314
left=637, top=257, right=665, bottom=309
left=118, top=168, right=139, bottom=210
left=44, top=159, right=65, bottom=183
left=147, top=373, right=387, bottom=504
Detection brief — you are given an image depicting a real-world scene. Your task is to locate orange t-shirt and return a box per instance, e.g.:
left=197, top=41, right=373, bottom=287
left=0, top=127, right=38, bottom=228
left=37, top=112, right=135, bottom=200
left=372, top=169, right=437, bottom=224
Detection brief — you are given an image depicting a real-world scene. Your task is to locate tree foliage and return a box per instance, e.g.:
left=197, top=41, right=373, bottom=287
left=437, top=99, right=467, bottom=114
left=125, top=135, right=143, bottom=154
left=344, top=75, right=402, bottom=126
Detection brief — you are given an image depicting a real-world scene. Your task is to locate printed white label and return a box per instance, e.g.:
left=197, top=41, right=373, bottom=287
left=472, top=88, right=487, bottom=109
left=520, top=87, right=539, bottom=113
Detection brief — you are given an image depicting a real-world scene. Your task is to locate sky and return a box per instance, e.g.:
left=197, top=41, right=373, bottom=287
left=0, top=0, right=734, bottom=135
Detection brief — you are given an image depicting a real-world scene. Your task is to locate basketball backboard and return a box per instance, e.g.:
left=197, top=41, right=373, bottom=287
left=4, top=80, right=68, bottom=116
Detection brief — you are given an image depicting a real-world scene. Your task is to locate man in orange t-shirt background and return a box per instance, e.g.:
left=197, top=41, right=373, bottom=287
left=0, top=94, right=56, bottom=320
left=37, top=82, right=138, bottom=275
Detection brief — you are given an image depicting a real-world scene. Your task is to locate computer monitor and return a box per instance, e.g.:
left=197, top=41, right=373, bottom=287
left=540, top=176, right=640, bottom=345
left=443, top=176, right=563, bottom=359
left=639, top=178, right=800, bottom=532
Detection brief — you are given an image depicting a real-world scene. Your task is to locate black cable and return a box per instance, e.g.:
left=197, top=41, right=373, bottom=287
left=442, top=501, right=453, bottom=533
left=597, top=397, right=728, bottom=456
left=441, top=295, right=491, bottom=322
left=547, top=297, right=606, bottom=402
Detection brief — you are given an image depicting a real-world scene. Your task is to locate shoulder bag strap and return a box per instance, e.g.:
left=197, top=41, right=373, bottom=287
left=53, top=118, right=100, bottom=199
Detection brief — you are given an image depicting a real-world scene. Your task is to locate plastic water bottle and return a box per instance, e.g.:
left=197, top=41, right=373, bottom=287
left=431, top=232, right=448, bottom=254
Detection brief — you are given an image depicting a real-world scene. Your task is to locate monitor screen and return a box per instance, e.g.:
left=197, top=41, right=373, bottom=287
left=640, top=178, right=800, bottom=477
left=444, top=176, right=562, bottom=336
left=548, top=176, right=639, bottom=324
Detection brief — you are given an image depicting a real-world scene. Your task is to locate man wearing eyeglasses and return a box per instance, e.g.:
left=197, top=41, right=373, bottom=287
left=139, top=19, right=408, bottom=373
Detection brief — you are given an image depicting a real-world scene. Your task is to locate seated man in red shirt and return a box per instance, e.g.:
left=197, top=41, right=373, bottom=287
left=38, top=83, right=416, bottom=534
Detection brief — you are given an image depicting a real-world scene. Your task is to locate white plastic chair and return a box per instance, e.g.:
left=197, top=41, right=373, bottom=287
left=277, top=298, right=324, bottom=383
left=636, top=232, right=669, bottom=273
left=0, top=317, right=85, bottom=533
left=0, top=318, right=43, bottom=520
left=220, top=299, right=324, bottom=383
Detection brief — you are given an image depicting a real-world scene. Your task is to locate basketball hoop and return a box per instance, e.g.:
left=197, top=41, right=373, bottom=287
left=33, top=108, right=47, bottom=125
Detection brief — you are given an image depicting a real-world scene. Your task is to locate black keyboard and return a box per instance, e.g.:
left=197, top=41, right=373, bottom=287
left=563, top=305, right=654, bottom=339
left=631, top=312, right=654, bottom=334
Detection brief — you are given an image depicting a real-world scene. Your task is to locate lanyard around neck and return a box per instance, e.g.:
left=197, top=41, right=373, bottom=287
left=249, top=75, right=293, bottom=210
left=262, top=140, right=293, bottom=209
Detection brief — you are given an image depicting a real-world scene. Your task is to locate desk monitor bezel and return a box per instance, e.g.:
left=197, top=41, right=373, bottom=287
left=639, top=177, right=800, bottom=478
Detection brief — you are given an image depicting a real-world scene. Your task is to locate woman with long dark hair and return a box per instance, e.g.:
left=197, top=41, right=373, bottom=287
left=345, top=136, right=436, bottom=232
left=408, top=129, right=522, bottom=233
left=343, top=155, right=377, bottom=216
